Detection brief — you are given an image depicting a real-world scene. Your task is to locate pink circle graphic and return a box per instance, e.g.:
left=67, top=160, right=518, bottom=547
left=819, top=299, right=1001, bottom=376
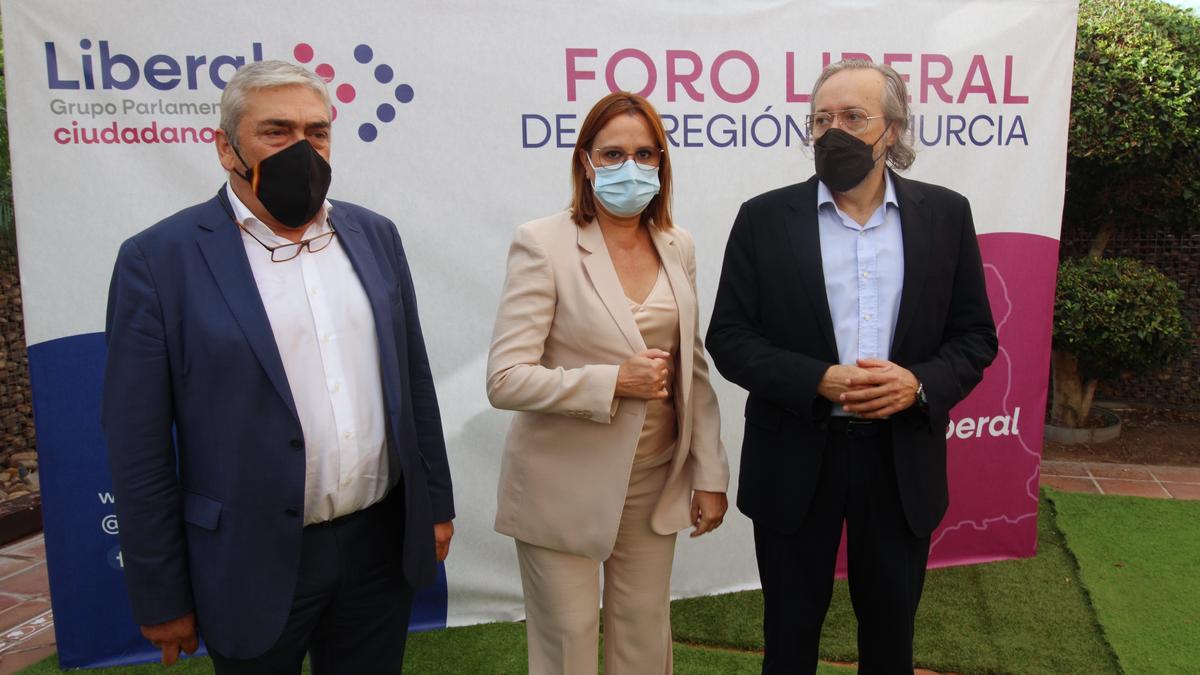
left=331, top=106, right=338, bottom=121
left=315, top=63, right=335, bottom=82
left=336, top=84, right=357, bottom=104
left=293, top=43, right=314, bottom=63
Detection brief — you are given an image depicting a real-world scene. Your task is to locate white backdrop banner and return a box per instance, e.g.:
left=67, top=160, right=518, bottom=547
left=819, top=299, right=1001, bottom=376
left=1, top=0, right=1077, bottom=667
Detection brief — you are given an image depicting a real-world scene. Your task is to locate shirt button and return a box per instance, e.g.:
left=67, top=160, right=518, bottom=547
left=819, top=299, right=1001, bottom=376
left=863, top=314, right=872, bottom=321
left=862, top=271, right=871, bottom=279
left=322, top=334, right=333, bottom=343
left=343, top=431, right=354, bottom=440
left=332, top=383, right=342, bottom=393
left=284, top=508, right=299, bottom=517
left=310, top=288, right=319, bottom=296
left=289, top=439, right=303, bottom=449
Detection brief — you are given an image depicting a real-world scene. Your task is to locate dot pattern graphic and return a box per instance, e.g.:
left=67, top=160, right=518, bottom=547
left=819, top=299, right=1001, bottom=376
left=291, top=42, right=413, bottom=143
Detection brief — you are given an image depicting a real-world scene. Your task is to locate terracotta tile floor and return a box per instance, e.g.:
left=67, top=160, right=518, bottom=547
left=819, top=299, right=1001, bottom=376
left=1039, top=461, right=1200, bottom=500
left=0, top=535, right=54, bottom=674
left=0, top=460, right=1194, bottom=673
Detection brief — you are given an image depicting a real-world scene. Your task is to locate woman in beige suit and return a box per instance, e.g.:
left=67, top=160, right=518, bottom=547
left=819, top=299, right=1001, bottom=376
left=487, top=92, right=729, bottom=674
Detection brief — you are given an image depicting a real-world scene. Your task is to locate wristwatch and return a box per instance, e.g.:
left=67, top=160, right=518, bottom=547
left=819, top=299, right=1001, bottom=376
left=915, top=381, right=928, bottom=411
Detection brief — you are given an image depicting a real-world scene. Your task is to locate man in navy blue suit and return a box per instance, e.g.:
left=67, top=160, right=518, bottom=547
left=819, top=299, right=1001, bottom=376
left=102, top=60, right=455, bottom=673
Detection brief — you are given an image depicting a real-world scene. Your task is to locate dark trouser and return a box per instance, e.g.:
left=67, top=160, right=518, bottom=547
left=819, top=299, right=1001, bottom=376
left=755, top=420, right=930, bottom=675
left=208, top=489, right=413, bottom=675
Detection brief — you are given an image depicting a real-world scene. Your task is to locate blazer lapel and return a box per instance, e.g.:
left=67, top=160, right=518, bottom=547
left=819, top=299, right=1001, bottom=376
left=197, top=190, right=299, bottom=421
left=649, top=226, right=694, bottom=405
left=329, top=209, right=404, bottom=429
left=891, top=172, right=932, bottom=354
left=783, top=178, right=839, bottom=359
left=579, top=219, right=647, bottom=353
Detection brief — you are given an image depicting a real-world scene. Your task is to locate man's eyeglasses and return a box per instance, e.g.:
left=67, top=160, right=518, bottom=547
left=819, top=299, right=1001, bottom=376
left=590, top=146, right=663, bottom=170
left=240, top=219, right=337, bottom=262
left=806, top=108, right=884, bottom=137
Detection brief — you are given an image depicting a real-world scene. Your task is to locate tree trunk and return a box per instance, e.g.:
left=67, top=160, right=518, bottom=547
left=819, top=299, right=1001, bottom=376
left=1051, top=349, right=1097, bottom=428
left=1087, top=219, right=1116, bottom=259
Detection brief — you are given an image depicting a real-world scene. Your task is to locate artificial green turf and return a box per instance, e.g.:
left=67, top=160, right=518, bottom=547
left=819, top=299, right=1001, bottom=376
left=22, top=492, right=1137, bottom=674
left=1049, top=489, right=1200, bottom=674
left=21, top=623, right=529, bottom=675
left=19, top=656, right=218, bottom=674
left=674, top=643, right=848, bottom=673
left=671, top=493, right=1121, bottom=674
left=403, top=621, right=527, bottom=673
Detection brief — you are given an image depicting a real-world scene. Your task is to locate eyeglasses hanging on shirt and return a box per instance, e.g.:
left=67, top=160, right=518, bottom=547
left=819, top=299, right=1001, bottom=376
left=239, top=219, right=338, bottom=262
left=216, top=182, right=338, bottom=263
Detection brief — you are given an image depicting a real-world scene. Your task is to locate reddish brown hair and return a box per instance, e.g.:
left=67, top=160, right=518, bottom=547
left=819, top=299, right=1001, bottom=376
left=570, top=92, right=673, bottom=230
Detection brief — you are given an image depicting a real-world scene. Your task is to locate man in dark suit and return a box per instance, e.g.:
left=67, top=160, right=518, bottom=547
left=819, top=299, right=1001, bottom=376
left=102, top=60, right=455, bottom=674
left=706, top=60, right=997, bottom=673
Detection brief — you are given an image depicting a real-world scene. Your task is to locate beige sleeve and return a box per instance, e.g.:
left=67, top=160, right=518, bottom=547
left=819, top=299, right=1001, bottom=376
left=486, top=224, right=619, bottom=424
left=680, top=229, right=729, bottom=492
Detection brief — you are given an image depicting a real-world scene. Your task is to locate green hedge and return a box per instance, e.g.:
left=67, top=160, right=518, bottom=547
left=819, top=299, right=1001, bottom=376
left=1066, top=0, right=1200, bottom=236
left=1053, top=256, right=1192, bottom=380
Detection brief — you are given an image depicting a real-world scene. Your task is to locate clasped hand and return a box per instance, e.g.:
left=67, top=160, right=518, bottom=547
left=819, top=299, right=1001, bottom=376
left=818, top=358, right=919, bottom=418
left=616, top=349, right=673, bottom=400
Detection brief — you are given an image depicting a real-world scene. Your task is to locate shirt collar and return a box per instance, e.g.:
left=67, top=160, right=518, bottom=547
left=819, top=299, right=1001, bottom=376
left=817, top=171, right=899, bottom=210
left=224, top=182, right=333, bottom=243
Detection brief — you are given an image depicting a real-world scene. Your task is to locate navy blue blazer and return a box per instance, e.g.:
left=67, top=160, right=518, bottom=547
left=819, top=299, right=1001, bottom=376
left=707, top=172, right=997, bottom=539
left=101, top=190, right=455, bottom=658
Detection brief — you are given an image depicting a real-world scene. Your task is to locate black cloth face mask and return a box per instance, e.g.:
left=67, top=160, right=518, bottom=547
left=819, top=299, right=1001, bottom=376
left=813, top=126, right=890, bottom=193
left=233, top=139, right=332, bottom=229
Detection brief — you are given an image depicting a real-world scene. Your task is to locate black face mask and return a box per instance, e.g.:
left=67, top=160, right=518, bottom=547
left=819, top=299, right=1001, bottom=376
left=233, top=139, right=332, bottom=229
left=813, top=126, right=890, bottom=193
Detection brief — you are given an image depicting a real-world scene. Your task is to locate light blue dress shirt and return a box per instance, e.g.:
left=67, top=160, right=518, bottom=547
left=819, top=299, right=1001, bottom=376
left=817, top=173, right=905, bottom=415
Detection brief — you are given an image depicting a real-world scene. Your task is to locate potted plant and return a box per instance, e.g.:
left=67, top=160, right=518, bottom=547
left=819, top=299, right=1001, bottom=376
left=1049, top=256, right=1192, bottom=438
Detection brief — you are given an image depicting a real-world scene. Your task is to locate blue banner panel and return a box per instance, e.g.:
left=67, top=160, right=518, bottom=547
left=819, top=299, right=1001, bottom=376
left=29, top=333, right=447, bottom=668
left=410, top=563, right=449, bottom=632
left=28, top=333, right=161, bottom=668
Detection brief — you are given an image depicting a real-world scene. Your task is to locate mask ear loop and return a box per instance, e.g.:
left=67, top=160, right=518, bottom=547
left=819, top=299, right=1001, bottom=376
left=229, top=141, right=260, bottom=193
left=869, top=121, right=893, bottom=165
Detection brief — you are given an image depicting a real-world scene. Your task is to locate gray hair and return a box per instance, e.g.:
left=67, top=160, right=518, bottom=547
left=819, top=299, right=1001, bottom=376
left=810, top=60, right=916, bottom=171
left=219, top=60, right=331, bottom=147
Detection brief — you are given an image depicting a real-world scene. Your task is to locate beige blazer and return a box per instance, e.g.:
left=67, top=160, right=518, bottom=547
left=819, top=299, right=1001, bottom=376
left=487, top=210, right=728, bottom=561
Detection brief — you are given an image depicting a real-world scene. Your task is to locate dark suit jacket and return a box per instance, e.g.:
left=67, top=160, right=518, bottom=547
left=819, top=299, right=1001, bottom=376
left=101, top=189, right=455, bottom=658
left=706, top=172, right=997, bottom=538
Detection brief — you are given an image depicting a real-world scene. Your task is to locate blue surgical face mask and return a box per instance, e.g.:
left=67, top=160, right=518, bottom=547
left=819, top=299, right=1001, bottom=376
left=587, top=154, right=661, bottom=218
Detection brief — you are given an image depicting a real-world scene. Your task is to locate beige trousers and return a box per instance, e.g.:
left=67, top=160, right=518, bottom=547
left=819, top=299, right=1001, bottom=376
left=516, top=455, right=676, bottom=675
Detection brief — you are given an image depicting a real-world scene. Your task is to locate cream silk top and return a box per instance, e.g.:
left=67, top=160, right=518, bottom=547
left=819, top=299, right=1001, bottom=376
left=628, top=266, right=680, bottom=463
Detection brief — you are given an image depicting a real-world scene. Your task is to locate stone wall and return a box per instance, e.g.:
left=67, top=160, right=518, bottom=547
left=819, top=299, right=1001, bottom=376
left=0, top=247, right=38, bottom=500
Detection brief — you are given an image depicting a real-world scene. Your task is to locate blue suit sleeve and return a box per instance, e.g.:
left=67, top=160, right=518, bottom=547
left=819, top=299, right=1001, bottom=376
left=388, top=225, right=456, bottom=524
left=101, top=237, right=193, bottom=626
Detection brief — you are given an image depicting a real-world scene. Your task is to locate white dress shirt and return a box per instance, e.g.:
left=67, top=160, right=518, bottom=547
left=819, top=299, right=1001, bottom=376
left=227, top=184, right=389, bottom=524
left=817, top=173, right=905, bottom=416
